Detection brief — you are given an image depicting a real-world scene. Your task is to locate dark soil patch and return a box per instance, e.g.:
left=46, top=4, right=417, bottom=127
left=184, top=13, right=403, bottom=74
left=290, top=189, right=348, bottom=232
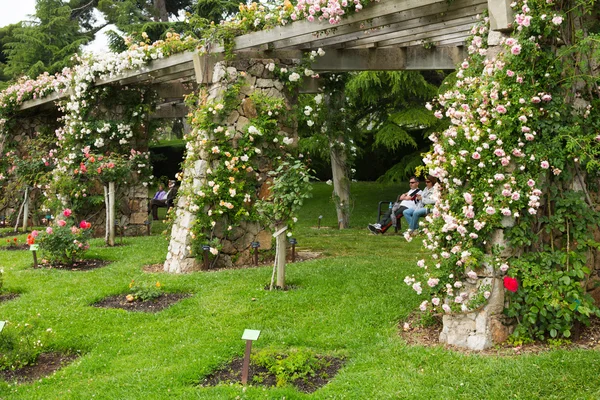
left=263, top=283, right=300, bottom=291
left=143, top=263, right=165, bottom=273
left=2, top=244, right=29, bottom=251
left=0, top=293, right=20, bottom=303
left=400, top=314, right=600, bottom=355
left=200, top=355, right=344, bottom=393
left=92, top=293, right=191, bottom=313
left=0, top=231, right=30, bottom=239
left=0, top=352, right=78, bottom=384
left=142, top=251, right=322, bottom=274
left=37, top=259, right=110, bottom=271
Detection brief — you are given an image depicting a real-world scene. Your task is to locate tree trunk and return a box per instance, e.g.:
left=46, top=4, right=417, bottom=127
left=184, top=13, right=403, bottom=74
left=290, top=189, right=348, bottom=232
left=330, top=141, right=350, bottom=229
left=154, top=0, right=169, bottom=22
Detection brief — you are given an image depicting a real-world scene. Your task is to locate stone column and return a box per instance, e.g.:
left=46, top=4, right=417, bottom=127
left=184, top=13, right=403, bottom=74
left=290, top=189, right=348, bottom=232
left=164, top=58, right=298, bottom=273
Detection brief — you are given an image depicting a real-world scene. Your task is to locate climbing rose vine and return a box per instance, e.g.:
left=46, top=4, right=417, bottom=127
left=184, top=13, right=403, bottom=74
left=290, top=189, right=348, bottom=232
left=406, top=1, right=600, bottom=340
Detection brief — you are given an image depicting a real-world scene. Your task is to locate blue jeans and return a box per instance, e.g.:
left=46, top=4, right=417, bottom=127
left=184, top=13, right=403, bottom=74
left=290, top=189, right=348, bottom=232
left=403, top=208, right=428, bottom=231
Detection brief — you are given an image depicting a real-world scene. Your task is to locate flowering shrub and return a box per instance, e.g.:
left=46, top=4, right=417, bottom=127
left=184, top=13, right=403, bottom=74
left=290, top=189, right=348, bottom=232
left=127, top=280, right=163, bottom=302
left=36, top=209, right=92, bottom=266
left=406, top=2, right=600, bottom=341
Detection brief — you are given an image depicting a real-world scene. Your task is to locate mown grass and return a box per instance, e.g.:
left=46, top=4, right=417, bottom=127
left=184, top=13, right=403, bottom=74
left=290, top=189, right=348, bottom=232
left=0, top=182, right=598, bottom=399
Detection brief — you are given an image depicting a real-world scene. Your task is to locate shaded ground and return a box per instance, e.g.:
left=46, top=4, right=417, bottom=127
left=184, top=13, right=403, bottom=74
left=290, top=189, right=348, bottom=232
left=143, top=250, right=322, bottom=274
left=200, top=355, right=345, bottom=394
left=37, top=259, right=110, bottom=271
left=92, top=293, right=191, bottom=313
left=400, top=314, right=600, bottom=355
left=0, top=353, right=78, bottom=384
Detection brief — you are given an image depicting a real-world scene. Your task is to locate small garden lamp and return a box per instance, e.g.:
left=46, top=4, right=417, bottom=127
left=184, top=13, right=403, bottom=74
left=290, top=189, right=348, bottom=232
left=251, top=241, right=260, bottom=266
left=318, top=215, right=323, bottom=229
left=0, top=216, right=5, bottom=227
left=144, top=219, right=151, bottom=236
left=289, top=237, right=297, bottom=262
left=202, top=245, right=211, bottom=270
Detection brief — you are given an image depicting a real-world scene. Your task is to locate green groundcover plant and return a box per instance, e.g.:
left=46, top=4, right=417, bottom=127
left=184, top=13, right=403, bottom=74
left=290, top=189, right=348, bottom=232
left=0, top=317, right=54, bottom=371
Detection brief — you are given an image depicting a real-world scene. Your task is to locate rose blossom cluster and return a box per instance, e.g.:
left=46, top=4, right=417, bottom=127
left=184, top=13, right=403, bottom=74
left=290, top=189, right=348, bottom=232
left=406, top=1, right=566, bottom=314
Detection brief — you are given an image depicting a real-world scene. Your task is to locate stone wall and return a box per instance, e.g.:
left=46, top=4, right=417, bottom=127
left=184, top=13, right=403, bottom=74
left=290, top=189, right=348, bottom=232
left=1, top=104, right=149, bottom=237
left=164, top=58, right=298, bottom=273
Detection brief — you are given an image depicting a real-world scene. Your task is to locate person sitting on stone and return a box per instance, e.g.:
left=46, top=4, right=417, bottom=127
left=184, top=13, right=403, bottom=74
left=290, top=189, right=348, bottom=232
left=403, top=176, right=438, bottom=236
left=368, top=176, right=422, bottom=234
left=150, top=180, right=178, bottom=220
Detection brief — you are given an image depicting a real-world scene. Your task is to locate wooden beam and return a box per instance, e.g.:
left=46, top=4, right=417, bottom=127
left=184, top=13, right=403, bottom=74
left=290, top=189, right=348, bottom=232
left=374, top=22, right=474, bottom=47
left=332, top=7, right=484, bottom=49
left=224, top=0, right=447, bottom=51
left=153, top=82, right=196, bottom=99
left=309, top=47, right=463, bottom=71
left=273, top=0, right=486, bottom=50
left=150, top=102, right=190, bottom=119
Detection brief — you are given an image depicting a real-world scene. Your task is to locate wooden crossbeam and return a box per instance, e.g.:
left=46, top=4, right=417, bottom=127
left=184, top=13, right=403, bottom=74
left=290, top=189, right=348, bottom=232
left=331, top=6, right=484, bottom=49
left=225, top=0, right=447, bottom=51
left=273, top=0, right=486, bottom=50
left=375, top=21, right=474, bottom=47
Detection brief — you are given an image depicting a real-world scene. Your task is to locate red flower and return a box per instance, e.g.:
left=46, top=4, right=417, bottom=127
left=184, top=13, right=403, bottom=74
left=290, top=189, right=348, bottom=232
left=503, top=276, right=519, bottom=293
left=79, top=220, right=92, bottom=229
left=63, top=209, right=72, bottom=217
left=26, top=234, right=35, bottom=245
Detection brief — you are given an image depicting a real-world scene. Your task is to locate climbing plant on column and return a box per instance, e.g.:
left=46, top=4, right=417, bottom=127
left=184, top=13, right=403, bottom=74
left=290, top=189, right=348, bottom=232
left=405, top=2, right=600, bottom=341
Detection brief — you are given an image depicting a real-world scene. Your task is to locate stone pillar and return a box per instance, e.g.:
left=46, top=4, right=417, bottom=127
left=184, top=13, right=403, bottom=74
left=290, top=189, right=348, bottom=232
left=164, top=58, right=298, bottom=273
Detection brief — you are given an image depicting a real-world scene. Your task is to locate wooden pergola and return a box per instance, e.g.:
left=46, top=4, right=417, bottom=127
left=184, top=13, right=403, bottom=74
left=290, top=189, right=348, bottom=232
left=19, top=0, right=511, bottom=115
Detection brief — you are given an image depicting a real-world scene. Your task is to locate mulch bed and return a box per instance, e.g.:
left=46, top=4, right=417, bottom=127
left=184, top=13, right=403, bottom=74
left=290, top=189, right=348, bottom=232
left=36, top=259, right=111, bottom=271
left=0, top=293, right=20, bottom=303
left=2, top=244, right=30, bottom=251
left=92, top=293, right=191, bottom=313
left=400, top=313, right=600, bottom=355
left=0, top=353, right=78, bottom=384
left=142, top=251, right=322, bottom=274
left=200, top=355, right=345, bottom=394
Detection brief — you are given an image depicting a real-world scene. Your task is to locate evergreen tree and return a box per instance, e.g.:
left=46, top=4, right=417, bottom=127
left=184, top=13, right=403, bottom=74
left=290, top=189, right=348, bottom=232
left=345, top=71, right=446, bottom=182
left=4, top=0, right=91, bottom=79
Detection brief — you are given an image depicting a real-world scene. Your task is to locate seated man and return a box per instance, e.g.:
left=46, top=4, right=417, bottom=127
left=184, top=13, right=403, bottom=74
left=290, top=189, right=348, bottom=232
left=368, top=177, right=422, bottom=234
left=151, top=184, right=167, bottom=202
left=403, top=176, right=437, bottom=235
left=150, top=180, right=178, bottom=220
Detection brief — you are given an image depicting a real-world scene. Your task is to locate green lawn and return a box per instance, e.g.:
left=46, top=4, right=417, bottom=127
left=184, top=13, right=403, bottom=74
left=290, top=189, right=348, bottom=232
left=0, top=182, right=598, bottom=399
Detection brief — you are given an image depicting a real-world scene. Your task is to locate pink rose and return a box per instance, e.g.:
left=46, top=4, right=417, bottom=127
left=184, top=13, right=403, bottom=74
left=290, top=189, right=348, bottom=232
left=63, top=208, right=72, bottom=217
left=46, top=227, right=53, bottom=234
left=57, top=220, right=67, bottom=227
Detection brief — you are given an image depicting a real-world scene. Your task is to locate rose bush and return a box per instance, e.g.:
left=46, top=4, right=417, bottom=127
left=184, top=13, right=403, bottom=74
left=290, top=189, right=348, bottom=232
left=406, top=1, right=600, bottom=341
left=36, top=209, right=93, bottom=266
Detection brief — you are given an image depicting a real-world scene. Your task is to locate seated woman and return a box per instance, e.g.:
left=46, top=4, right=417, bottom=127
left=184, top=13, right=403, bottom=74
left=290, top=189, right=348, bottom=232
left=403, top=176, right=437, bottom=235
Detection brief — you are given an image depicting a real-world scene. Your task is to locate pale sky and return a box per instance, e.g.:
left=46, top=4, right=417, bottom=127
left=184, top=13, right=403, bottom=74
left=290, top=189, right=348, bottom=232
left=0, top=0, right=37, bottom=27
left=0, top=0, right=112, bottom=53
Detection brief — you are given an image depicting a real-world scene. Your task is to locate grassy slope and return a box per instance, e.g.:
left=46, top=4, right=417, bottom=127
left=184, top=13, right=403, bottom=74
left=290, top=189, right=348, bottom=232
left=0, top=182, right=597, bottom=399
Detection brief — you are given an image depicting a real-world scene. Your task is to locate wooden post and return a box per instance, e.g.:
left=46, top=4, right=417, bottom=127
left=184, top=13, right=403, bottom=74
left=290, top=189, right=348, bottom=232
left=275, top=225, right=287, bottom=289
left=241, top=339, right=253, bottom=385
left=108, top=181, right=115, bottom=246
left=22, top=187, right=29, bottom=232
left=32, top=250, right=38, bottom=268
